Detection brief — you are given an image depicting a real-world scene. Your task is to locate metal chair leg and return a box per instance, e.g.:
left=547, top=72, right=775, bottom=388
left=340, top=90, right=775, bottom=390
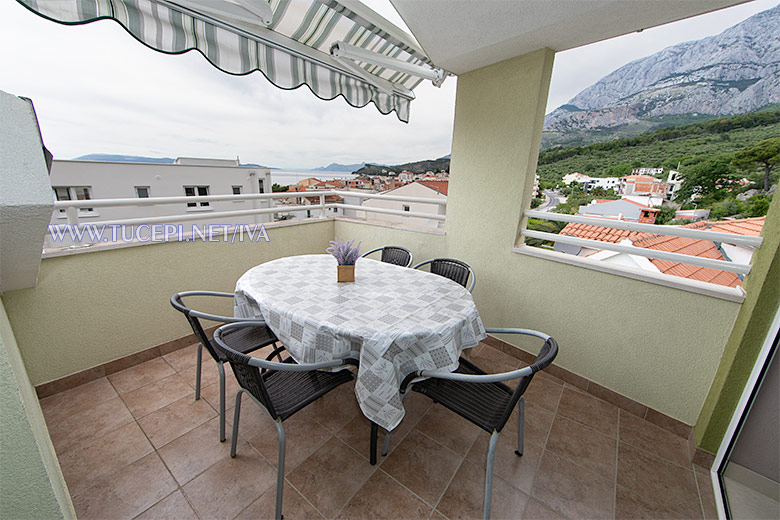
left=274, top=421, right=286, bottom=520
left=218, top=361, right=226, bottom=442
left=484, top=431, right=500, bottom=520
left=516, top=397, right=524, bottom=456
left=195, top=343, right=203, bottom=400
left=381, top=430, right=393, bottom=456
left=230, top=390, right=243, bottom=458
left=370, top=422, right=378, bottom=465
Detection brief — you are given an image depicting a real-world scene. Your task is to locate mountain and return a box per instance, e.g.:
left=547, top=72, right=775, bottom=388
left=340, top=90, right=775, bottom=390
left=543, top=5, right=780, bottom=148
left=313, top=162, right=366, bottom=172
left=354, top=155, right=450, bottom=175
left=75, top=154, right=175, bottom=163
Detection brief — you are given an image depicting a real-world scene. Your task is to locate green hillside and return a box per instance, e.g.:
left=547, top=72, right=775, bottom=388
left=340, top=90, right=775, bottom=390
left=536, top=110, right=780, bottom=184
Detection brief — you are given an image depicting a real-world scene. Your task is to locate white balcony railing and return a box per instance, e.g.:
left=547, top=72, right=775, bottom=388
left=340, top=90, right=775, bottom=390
left=520, top=209, right=763, bottom=277
left=49, top=189, right=446, bottom=232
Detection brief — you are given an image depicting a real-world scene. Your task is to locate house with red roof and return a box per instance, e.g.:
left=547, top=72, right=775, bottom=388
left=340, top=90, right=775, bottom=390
left=360, top=180, right=447, bottom=229
left=556, top=217, right=766, bottom=287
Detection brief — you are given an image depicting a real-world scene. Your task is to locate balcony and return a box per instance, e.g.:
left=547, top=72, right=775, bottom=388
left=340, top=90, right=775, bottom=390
left=2, top=9, right=779, bottom=518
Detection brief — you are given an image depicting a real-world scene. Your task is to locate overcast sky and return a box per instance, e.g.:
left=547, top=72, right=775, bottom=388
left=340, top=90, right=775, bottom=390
left=0, top=0, right=776, bottom=169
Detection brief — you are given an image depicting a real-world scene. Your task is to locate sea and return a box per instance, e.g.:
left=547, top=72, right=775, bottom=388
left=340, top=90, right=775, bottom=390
left=271, top=170, right=357, bottom=187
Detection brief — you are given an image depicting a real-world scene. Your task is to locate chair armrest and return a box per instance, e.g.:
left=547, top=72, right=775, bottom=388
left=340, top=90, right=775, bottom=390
left=171, top=290, right=266, bottom=323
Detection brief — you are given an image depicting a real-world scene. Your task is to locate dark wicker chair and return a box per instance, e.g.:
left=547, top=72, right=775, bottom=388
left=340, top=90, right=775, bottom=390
left=413, top=258, right=475, bottom=292
left=214, top=321, right=357, bottom=520
left=361, top=246, right=413, bottom=267
left=170, top=291, right=279, bottom=442
left=374, top=328, right=558, bottom=519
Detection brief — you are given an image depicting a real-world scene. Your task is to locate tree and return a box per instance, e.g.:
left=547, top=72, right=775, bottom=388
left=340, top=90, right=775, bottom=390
left=744, top=194, right=771, bottom=217
left=272, top=183, right=289, bottom=192
left=677, top=155, right=734, bottom=201
left=655, top=205, right=677, bottom=225
left=608, top=163, right=632, bottom=176
left=733, top=137, right=780, bottom=192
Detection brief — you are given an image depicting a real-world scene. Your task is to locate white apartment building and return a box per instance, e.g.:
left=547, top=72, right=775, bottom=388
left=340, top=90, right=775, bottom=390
left=47, top=157, right=273, bottom=247
left=360, top=180, right=447, bottom=229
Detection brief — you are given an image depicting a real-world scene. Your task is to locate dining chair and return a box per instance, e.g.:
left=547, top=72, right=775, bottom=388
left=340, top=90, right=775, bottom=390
left=361, top=245, right=414, bottom=267
left=170, top=291, right=279, bottom=442
left=374, top=328, right=558, bottom=520
left=213, top=321, right=358, bottom=520
left=413, top=258, right=476, bottom=292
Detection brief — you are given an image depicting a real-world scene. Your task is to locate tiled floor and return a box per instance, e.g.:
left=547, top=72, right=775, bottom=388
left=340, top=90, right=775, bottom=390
left=40, top=341, right=718, bottom=519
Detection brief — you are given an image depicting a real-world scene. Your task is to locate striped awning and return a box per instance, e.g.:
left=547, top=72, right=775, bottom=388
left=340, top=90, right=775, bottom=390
left=18, top=0, right=439, bottom=122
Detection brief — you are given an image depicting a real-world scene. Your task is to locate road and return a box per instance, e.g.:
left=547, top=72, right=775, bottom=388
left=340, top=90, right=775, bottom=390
left=536, top=190, right=561, bottom=212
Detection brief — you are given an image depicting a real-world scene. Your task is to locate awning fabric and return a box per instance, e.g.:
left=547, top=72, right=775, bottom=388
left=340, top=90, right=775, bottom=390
left=18, top=0, right=433, bottom=122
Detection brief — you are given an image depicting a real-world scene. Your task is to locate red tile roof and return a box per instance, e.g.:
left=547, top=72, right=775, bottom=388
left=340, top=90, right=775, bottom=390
left=418, top=180, right=449, bottom=195
left=559, top=217, right=766, bottom=287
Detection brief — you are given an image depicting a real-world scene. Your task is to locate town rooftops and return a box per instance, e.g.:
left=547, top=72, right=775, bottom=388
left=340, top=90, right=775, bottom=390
left=562, top=216, right=766, bottom=287
left=417, top=180, right=449, bottom=195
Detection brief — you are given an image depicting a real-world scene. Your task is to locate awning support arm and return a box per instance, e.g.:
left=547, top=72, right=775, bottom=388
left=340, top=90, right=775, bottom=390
left=330, top=41, right=447, bottom=87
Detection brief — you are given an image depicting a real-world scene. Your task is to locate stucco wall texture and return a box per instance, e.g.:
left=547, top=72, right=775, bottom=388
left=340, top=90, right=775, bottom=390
left=2, top=220, right=334, bottom=385
left=1, top=299, right=74, bottom=519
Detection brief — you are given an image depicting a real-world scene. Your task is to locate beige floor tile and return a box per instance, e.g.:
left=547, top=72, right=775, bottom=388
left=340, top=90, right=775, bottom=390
left=162, top=344, right=200, bottom=373
left=305, top=382, right=362, bottom=433
left=39, top=377, right=118, bottom=426
left=48, top=397, right=134, bottom=455
left=616, top=442, right=700, bottom=518
left=134, top=490, right=198, bottom=520
left=381, top=430, right=463, bottom=506
left=287, top=437, right=376, bottom=518
left=235, top=482, right=325, bottom=520
left=469, top=345, right=521, bottom=375
left=415, top=405, right=481, bottom=456
left=157, top=415, right=236, bottom=485
left=335, top=412, right=379, bottom=462
left=249, top=412, right=333, bottom=475
left=336, top=470, right=432, bottom=520
left=71, top=453, right=177, bottom=520
left=138, top=395, right=216, bottom=449
left=378, top=391, right=435, bottom=457
left=695, top=465, right=718, bottom=520
left=522, top=376, right=563, bottom=413
left=199, top=372, right=241, bottom=413
left=556, top=386, right=618, bottom=438
left=614, top=485, right=689, bottom=519
left=531, top=450, right=614, bottom=519
left=522, top=499, right=567, bottom=519
left=183, top=443, right=277, bottom=520
left=619, top=410, right=691, bottom=468
left=545, top=415, right=617, bottom=481
left=122, top=373, right=194, bottom=419
left=108, top=358, right=176, bottom=395
left=436, top=459, right=529, bottom=520
left=466, top=431, right=543, bottom=495
left=58, top=421, right=153, bottom=498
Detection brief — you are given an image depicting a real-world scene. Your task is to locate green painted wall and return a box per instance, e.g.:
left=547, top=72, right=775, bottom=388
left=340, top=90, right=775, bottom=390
left=352, top=49, right=741, bottom=426
left=695, top=194, right=780, bottom=453
left=2, top=220, right=334, bottom=385
left=0, top=299, right=74, bottom=519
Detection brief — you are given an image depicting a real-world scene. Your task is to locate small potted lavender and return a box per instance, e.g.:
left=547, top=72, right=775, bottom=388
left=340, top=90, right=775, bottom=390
left=327, top=238, right=361, bottom=282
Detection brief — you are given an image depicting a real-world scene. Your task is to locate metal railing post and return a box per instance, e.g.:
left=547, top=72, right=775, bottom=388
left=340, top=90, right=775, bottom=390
left=319, top=194, right=326, bottom=219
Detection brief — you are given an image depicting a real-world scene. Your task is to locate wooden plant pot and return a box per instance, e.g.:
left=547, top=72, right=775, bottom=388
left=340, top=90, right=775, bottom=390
left=337, top=264, right=355, bottom=282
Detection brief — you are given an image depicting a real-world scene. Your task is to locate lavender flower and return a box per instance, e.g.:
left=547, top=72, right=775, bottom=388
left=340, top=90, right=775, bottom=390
left=327, top=238, right=361, bottom=265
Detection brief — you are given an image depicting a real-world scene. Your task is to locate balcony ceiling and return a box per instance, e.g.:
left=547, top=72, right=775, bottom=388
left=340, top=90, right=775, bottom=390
left=389, top=0, right=750, bottom=74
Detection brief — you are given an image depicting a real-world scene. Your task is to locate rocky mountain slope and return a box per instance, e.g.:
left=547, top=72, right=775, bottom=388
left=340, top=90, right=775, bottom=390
left=543, top=5, right=780, bottom=146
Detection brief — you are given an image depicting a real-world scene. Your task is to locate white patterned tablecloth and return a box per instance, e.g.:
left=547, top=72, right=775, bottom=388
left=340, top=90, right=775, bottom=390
left=234, top=254, right=486, bottom=431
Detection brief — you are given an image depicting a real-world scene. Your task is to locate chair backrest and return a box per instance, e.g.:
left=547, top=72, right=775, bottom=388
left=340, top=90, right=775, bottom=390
left=414, top=258, right=475, bottom=292
left=170, top=291, right=238, bottom=362
left=213, top=321, right=355, bottom=420
left=361, top=246, right=413, bottom=267
left=213, top=328, right=281, bottom=418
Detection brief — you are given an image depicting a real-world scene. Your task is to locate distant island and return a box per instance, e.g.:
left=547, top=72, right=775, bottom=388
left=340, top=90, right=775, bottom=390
left=313, top=162, right=366, bottom=172
left=355, top=155, right=450, bottom=175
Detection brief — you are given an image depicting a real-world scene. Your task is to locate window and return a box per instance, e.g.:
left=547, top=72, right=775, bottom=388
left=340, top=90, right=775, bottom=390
left=232, top=185, right=243, bottom=195
left=258, top=179, right=265, bottom=193
left=184, top=185, right=210, bottom=207
left=53, top=186, right=94, bottom=215
left=135, top=186, right=150, bottom=198
left=403, top=205, right=410, bottom=212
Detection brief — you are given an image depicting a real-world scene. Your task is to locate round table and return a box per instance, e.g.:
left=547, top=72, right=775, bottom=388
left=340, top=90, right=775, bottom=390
left=234, top=254, right=486, bottom=431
